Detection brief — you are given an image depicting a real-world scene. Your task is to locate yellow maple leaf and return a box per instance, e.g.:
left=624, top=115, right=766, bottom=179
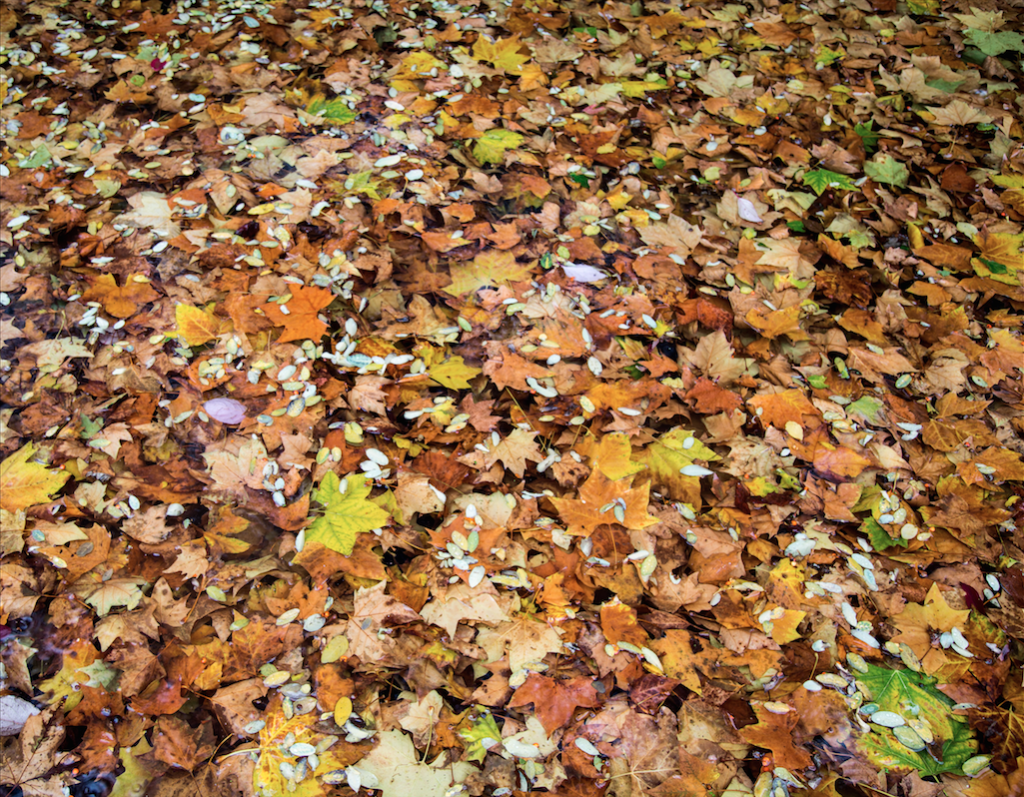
left=444, top=250, right=534, bottom=296
left=472, top=36, right=530, bottom=73
left=175, top=303, right=221, bottom=347
left=0, top=443, right=70, bottom=513
left=578, top=433, right=645, bottom=481
left=745, top=303, right=808, bottom=340
left=254, top=698, right=359, bottom=797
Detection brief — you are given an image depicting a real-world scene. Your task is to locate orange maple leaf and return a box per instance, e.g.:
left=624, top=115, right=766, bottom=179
left=739, top=702, right=813, bottom=771
left=507, top=674, right=601, bottom=734
left=82, top=274, right=160, bottom=318
left=551, top=470, right=659, bottom=536
left=261, top=285, right=334, bottom=343
left=745, top=303, right=808, bottom=340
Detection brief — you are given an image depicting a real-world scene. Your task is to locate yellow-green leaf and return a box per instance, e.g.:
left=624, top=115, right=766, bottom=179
left=472, top=129, right=524, bottom=165
left=637, top=429, right=720, bottom=506
left=306, top=472, right=390, bottom=556
left=429, top=355, right=481, bottom=389
left=0, top=443, right=70, bottom=513
left=444, top=250, right=534, bottom=296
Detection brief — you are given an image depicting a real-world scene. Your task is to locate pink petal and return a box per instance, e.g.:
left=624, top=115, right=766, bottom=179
left=203, top=398, right=247, bottom=424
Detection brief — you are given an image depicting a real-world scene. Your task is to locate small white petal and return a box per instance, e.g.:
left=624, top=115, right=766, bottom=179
left=737, top=196, right=764, bottom=223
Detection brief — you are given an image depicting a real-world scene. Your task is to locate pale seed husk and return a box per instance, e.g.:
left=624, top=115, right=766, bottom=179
left=893, top=725, right=925, bottom=752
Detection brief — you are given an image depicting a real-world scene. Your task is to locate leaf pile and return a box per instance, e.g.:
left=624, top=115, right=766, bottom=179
left=1, top=0, right=1023, bottom=795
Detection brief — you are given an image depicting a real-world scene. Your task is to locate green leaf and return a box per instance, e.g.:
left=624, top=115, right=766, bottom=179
left=305, top=94, right=357, bottom=124
left=863, top=516, right=908, bottom=552
left=847, top=396, right=884, bottom=424
left=801, top=169, right=857, bottom=195
left=855, top=663, right=977, bottom=776
left=458, top=708, right=502, bottom=763
left=854, top=121, right=880, bottom=154
left=864, top=154, right=910, bottom=188
left=472, top=129, right=524, bottom=165
left=305, top=472, right=390, bottom=556
left=964, top=28, right=1024, bottom=57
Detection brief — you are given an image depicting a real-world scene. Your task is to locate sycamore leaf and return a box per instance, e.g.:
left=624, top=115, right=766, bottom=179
left=304, top=93, right=357, bottom=124
left=457, top=708, right=502, bottom=762
left=0, top=443, right=70, bottom=513
left=964, top=28, right=1024, bottom=57
left=472, top=128, right=525, bottom=165
left=305, top=472, right=390, bottom=556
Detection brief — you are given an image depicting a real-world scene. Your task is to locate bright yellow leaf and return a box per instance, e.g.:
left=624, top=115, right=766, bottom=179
left=0, top=443, right=70, bottom=513
left=472, top=36, right=530, bottom=73
left=175, top=303, right=220, bottom=347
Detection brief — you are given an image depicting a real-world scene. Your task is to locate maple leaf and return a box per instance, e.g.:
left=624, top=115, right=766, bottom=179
left=579, top=433, right=645, bottom=481
left=444, top=250, right=534, bottom=296
left=253, top=697, right=362, bottom=797
left=305, top=472, right=390, bottom=556
left=551, top=470, right=659, bottom=536
left=75, top=576, right=148, bottom=616
left=740, top=702, right=813, bottom=771
left=854, top=663, right=976, bottom=776
left=637, top=429, right=720, bottom=506
left=507, top=674, right=602, bottom=734
left=0, top=708, right=72, bottom=794
left=81, top=274, right=159, bottom=318
left=472, top=128, right=525, bottom=164
left=175, top=303, right=221, bottom=347
left=261, top=285, right=334, bottom=343
left=472, top=36, right=530, bottom=73
left=354, top=730, right=475, bottom=797
left=457, top=428, right=543, bottom=478
left=476, top=612, right=564, bottom=673
left=0, top=443, right=70, bottom=512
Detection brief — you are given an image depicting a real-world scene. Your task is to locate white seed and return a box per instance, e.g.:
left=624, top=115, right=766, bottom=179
left=575, top=738, right=600, bottom=756
left=962, top=755, right=991, bottom=776
left=503, top=739, right=541, bottom=759
left=870, top=711, right=906, bottom=728
left=365, top=448, right=389, bottom=465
